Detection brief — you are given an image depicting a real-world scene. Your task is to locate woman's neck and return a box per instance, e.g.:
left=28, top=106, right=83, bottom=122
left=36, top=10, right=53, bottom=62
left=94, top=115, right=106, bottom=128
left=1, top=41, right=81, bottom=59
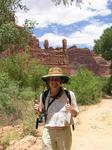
left=50, top=87, right=61, bottom=97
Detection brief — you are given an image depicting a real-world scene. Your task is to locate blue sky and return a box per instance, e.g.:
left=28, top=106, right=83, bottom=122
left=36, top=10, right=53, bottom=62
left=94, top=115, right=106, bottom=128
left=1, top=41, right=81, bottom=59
left=16, top=0, right=112, bottom=50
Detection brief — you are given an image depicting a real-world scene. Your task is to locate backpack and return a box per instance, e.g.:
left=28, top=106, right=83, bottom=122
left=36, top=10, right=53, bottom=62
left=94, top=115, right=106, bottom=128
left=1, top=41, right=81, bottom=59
left=36, top=89, right=74, bottom=130
left=41, top=89, right=74, bottom=130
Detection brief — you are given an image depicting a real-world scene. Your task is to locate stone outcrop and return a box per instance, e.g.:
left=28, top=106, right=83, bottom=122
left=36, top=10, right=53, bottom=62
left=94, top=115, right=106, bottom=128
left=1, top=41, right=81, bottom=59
left=28, top=36, right=110, bottom=76
left=92, top=53, right=110, bottom=76
left=0, top=35, right=110, bottom=76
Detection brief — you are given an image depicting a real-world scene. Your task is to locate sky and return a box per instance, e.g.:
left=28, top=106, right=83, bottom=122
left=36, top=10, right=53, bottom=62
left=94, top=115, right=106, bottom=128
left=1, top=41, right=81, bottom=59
left=16, top=0, right=112, bottom=50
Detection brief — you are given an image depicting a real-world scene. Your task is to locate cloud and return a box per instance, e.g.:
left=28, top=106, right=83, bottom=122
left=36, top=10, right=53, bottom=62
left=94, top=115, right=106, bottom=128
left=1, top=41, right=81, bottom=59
left=71, top=21, right=112, bottom=44
left=16, top=0, right=111, bottom=27
left=38, top=22, right=112, bottom=49
left=16, top=0, right=112, bottom=49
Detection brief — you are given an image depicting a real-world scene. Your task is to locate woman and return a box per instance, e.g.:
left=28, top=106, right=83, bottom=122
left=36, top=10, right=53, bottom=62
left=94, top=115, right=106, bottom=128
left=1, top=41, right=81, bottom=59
left=34, top=66, right=79, bottom=150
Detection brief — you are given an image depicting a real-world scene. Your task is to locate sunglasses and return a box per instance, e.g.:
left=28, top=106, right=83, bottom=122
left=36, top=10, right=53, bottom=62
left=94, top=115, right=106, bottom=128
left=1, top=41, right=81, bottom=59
left=49, top=77, right=61, bottom=82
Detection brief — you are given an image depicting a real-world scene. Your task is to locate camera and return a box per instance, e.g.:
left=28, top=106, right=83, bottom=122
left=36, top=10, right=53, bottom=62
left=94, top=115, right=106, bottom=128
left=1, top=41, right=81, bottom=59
left=38, top=112, right=45, bottom=123
left=36, top=110, right=48, bottom=129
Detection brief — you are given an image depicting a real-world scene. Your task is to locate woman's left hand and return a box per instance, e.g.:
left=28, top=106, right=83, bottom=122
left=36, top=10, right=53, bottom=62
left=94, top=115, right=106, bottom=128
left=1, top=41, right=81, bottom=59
left=65, top=103, right=79, bottom=117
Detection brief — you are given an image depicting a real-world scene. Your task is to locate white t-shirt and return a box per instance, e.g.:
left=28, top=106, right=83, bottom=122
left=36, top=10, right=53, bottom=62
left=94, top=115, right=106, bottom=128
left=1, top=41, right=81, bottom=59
left=40, top=90, right=79, bottom=127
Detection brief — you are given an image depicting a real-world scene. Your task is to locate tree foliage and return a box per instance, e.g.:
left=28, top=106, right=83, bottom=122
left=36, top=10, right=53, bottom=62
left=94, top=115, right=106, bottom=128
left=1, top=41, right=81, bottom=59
left=93, top=26, right=112, bottom=95
left=0, top=53, right=48, bottom=125
left=0, top=0, right=29, bottom=51
left=93, top=26, right=112, bottom=61
left=0, top=0, right=27, bottom=25
left=0, top=52, right=48, bottom=90
left=0, top=0, right=83, bottom=51
left=0, top=22, right=29, bottom=51
left=52, top=0, right=83, bottom=6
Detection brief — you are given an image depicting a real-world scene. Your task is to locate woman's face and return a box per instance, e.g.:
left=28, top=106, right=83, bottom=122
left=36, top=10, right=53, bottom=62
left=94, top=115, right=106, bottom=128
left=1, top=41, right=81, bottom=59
left=47, top=77, right=61, bottom=89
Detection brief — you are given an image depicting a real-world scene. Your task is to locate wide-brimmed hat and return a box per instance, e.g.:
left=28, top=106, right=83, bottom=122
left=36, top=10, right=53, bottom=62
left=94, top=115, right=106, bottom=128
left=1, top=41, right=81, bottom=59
left=41, top=67, right=69, bottom=83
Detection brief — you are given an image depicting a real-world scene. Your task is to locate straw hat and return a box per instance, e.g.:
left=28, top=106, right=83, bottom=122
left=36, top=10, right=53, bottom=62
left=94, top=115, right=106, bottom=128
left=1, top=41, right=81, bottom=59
left=41, top=67, right=69, bottom=83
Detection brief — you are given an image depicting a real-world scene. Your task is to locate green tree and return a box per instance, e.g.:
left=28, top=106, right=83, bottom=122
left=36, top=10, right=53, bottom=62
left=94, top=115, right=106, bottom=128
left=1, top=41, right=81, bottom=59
left=93, top=26, right=112, bottom=61
left=93, top=26, right=112, bottom=94
left=0, top=22, right=29, bottom=51
left=93, top=26, right=112, bottom=70
left=0, top=0, right=83, bottom=51
left=0, top=0, right=29, bottom=51
left=0, top=0, right=27, bottom=25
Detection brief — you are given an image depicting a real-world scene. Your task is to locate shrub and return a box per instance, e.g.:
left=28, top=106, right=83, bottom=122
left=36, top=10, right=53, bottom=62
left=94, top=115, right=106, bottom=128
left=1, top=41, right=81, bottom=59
left=0, top=52, right=48, bottom=90
left=0, top=72, right=19, bottom=113
left=0, top=72, right=23, bottom=125
left=65, top=68, right=104, bottom=105
left=22, top=105, right=39, bottom=137
left=102, top=75, right=112, bottom=95
left=18, top=87, right=36, bottom=101
left=0, top=54, right=48, bottom=126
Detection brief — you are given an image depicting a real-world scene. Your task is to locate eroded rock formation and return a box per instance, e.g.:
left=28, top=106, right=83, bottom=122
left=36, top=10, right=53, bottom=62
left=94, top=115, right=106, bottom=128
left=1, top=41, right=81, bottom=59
left=0, top=35, right=110, bottom=76
left=28, top=36, right=110, bottom=76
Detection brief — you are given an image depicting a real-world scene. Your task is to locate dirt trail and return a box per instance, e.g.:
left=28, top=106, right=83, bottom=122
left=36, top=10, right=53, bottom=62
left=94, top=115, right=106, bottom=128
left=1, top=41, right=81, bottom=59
left=1, top=98, right=112, bottom=150
left=71, top=99, right=112, bottom=150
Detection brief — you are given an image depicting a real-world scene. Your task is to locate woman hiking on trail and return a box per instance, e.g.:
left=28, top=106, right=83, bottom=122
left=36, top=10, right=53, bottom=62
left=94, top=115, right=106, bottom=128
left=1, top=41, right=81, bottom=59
left=34, top=66, right=79, bottom=150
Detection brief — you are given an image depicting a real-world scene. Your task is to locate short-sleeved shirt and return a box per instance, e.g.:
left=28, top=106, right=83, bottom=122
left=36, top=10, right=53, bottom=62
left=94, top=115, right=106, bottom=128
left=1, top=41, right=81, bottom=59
left=40, top=90, right=79, bottom=127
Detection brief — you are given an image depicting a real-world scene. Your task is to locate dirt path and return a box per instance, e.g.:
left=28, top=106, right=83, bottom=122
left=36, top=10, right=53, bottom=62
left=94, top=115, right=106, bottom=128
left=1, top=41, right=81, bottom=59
left=72, top=98, right=112, bottom=150
left=1, top=98, right=112, bottom=150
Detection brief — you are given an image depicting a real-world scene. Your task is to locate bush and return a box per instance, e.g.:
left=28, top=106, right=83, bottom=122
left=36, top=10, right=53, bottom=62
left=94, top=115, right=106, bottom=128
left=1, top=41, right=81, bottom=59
left=102, top=75, right=112, bottom=95
left=0, top=53, right=49, bottom=126
left=0, top=53, right=108, bottom=130
left=18, top=87, right=36, bottom=101
left=22, top=112, right=39, bottom=136
left=66, top=68, right=104, bottom=105
left=0, top=72, right=19, bottom=113
left=0, top=72, right=23, bottom=125
left=0, top=52, right=48, bottom=90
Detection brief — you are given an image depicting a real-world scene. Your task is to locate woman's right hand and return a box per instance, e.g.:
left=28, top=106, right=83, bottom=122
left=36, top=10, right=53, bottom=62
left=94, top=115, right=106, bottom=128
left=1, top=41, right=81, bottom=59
left=34, top=101, right=42, bottom=113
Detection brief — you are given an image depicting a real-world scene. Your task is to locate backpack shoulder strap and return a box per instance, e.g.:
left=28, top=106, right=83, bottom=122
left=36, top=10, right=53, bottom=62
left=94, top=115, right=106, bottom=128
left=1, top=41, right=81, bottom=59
left=64, top=89, right=75, bottom=130
left=42, top=90, right=49, bottom=106
left=42, top=89, right=71, bottom=105
left=64, top=89, right=71, bottom=104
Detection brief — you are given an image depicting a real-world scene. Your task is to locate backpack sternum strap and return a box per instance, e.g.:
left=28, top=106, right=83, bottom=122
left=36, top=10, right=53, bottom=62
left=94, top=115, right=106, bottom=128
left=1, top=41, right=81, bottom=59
left=64, top=89, right=71, bottom=104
